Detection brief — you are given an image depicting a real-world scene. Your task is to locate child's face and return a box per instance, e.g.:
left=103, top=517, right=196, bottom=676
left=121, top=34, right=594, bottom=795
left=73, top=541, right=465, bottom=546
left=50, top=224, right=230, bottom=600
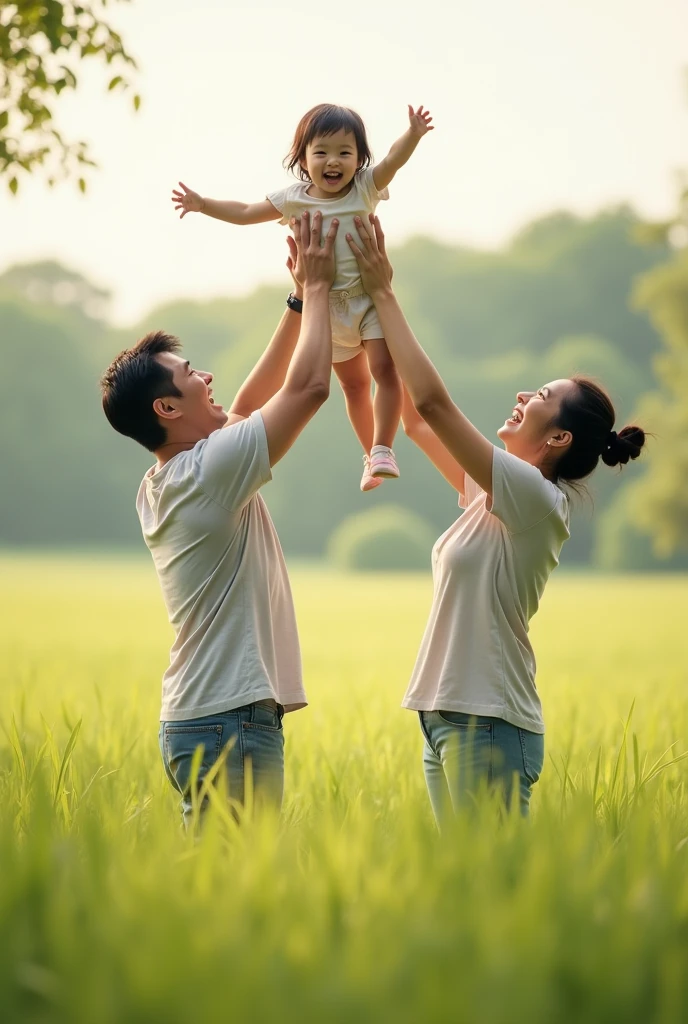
left=304, top=129, right=359, bottom=194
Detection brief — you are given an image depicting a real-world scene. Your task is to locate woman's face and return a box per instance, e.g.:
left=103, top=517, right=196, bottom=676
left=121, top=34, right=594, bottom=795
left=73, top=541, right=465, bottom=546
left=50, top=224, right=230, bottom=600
left=497, top=378, right=576, bottom=463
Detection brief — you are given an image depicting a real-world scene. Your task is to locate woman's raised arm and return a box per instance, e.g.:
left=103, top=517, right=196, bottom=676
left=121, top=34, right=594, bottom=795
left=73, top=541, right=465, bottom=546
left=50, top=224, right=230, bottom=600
left=347, top=215, right=495, bottom=496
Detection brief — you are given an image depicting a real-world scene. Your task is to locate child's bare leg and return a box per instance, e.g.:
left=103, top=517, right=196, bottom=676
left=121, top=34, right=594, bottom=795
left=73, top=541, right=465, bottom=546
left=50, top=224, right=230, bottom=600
left=333, top=352, right=374, bottom=453
left=364, top=338, right=402, bottom=450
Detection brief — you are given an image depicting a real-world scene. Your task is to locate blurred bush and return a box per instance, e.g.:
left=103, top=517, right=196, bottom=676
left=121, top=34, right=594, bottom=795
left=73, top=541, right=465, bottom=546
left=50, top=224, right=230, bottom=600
left=593, top=479, right=688, bottom=571
left=328, top=505, right=435, bottom=572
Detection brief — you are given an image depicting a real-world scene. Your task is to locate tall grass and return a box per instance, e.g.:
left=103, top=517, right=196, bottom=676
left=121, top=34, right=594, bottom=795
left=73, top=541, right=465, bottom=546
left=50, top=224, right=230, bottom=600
left=1, top=555, right=687, bottom=1023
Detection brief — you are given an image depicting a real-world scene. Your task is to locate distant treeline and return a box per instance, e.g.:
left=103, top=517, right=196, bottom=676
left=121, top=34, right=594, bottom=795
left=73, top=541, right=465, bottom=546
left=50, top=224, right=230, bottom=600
left=1, top=205, right=684, bottom=570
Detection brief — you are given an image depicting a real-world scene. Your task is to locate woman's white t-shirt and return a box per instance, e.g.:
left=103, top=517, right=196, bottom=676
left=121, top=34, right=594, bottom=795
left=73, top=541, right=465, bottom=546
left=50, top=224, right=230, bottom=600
left=402, top=446, right=570, bottom=733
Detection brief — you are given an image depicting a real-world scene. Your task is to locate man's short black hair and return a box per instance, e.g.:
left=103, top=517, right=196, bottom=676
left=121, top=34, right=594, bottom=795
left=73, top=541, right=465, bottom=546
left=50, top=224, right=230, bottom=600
left=100, top=331, right=183, bottom=452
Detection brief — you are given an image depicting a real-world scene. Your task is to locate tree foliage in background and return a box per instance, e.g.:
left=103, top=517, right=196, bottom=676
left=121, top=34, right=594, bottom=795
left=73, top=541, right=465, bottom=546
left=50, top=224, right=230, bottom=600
left=0, top=0, right=138, bottom=192
left=628, top=181, right=688, bottom=555
left=0, top=205, right=675, bottom=569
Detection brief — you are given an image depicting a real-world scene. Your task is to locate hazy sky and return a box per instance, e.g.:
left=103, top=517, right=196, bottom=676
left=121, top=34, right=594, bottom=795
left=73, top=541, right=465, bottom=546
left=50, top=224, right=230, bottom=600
left=1, top=0, right=687, bottom=324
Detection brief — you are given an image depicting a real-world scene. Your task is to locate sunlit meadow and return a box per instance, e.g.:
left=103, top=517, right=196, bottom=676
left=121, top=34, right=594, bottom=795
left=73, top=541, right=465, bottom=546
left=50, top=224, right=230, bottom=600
left=1, top=554, right=687, bottom=1023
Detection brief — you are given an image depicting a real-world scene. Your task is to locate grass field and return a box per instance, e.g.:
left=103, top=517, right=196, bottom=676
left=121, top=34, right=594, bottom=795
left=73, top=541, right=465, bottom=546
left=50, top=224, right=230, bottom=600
left=1, top=554, right=687, bottom=1024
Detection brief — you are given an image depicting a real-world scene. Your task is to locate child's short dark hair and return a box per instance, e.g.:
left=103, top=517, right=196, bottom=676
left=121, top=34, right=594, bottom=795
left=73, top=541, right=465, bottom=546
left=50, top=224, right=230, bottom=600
left=100, top=331, right=182, bottom=452
left=285, top=104, right=372, bottom=183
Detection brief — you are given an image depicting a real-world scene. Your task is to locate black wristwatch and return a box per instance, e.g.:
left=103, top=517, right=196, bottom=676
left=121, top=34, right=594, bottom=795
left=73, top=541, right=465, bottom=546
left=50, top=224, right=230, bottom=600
left=287, top=292, right=303, bottom=314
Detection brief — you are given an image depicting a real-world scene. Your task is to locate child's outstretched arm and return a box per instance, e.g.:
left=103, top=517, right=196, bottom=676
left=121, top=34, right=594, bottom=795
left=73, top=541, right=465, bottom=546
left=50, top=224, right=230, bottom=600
left=372, top=105, right=434, bottom=192
left=171, top=182, right=281, bottom=225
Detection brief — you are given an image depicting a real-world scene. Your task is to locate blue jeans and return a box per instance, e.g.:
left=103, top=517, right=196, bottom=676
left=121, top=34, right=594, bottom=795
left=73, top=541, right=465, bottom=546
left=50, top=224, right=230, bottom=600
left=419, top=711, right=545, bottom=824
left=159, top=699, right=284, bottom=827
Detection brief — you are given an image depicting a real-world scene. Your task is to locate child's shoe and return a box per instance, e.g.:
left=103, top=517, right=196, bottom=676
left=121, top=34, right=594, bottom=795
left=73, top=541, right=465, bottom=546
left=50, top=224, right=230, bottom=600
left=369, top=445, right=400, bottom=479
left=360, top=454, right=383, bottom=492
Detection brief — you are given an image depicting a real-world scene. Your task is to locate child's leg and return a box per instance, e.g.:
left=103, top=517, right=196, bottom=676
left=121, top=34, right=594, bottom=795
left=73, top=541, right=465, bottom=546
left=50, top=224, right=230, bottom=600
left=333, top=352, right=382, bottom=492
left=363, top=338, right=402, bottom=450
left=333, top=352, right=374, bottom=454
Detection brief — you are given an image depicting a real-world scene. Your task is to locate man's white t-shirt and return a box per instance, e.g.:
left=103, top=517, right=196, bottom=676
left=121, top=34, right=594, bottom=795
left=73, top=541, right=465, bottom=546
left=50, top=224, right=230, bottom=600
left=136, top=411, right=306, bottom=721
left=402, top=446, right=570, bottom=733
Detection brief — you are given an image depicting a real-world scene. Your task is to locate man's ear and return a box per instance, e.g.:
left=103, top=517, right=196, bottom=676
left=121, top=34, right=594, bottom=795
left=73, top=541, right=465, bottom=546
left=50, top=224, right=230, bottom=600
left=153, top=398, right=182, bottom=421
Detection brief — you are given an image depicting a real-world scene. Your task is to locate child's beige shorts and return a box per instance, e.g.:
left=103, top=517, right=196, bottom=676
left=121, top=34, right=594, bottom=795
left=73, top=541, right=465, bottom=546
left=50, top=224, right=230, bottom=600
left=329, top=285, right=383, bottom=364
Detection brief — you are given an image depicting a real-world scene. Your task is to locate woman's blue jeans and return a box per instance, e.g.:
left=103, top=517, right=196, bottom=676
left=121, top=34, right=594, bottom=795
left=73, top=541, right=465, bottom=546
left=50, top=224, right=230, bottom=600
left=419, top=710, right=545, bottom=824
left=159, top=699, right=284, bottom=827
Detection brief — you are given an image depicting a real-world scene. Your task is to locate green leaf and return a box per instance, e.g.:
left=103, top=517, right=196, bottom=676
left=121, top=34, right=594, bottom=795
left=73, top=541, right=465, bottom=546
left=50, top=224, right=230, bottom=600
left=108, top=75, right=123, bottom=91
left=132, top=93, right=141, bottom=112
left=0, top=110, right=8, bottom=131
left=8, top=176, right=18, bottom=195
left=78, top=177, right=86, bottom=193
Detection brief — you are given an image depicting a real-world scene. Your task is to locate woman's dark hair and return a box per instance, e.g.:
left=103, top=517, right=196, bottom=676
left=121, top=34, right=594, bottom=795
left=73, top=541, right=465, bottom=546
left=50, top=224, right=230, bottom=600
left=100, top=331, right=182, bottom=452
left=553, top=375, right=645, bottom=484
left=285, top=104, right=372, bottom=182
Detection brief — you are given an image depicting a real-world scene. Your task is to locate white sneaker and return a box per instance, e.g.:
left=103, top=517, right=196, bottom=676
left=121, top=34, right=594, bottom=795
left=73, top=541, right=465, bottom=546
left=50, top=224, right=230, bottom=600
left=369, top=446, right=400, bottom=479
left=360, top=454, right=383, bottom=492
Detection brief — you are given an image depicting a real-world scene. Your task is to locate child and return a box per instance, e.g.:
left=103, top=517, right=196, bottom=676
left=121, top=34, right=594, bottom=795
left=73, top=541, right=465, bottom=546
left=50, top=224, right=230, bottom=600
left=171, top=103, right=434, bottom=491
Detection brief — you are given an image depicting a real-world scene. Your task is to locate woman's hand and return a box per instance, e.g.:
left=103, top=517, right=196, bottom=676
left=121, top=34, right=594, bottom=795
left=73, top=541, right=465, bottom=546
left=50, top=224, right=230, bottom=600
left=346, top=214, right=394, bottom=299
left=171, top=181, right=204, bottom=219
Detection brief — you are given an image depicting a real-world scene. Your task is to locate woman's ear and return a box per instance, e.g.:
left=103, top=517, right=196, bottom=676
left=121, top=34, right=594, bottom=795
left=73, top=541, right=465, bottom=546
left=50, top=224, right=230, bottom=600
left=547, top=430, right=572, bottom=449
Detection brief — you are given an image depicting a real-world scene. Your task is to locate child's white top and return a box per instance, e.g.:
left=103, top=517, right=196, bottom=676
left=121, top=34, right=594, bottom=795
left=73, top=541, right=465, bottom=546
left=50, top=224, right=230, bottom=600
left=267, top=167, right=389, bottom=293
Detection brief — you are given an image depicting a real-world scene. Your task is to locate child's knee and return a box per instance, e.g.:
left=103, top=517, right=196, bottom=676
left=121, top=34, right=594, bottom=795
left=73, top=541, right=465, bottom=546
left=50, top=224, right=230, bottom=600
left=336, top=363, right=370, bottom=398
left=368, top=350, right=400, bottom=386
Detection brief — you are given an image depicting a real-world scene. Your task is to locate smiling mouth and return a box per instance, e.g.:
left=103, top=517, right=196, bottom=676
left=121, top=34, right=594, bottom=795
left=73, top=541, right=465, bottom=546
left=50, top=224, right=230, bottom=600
left=507, top=408, right=523, bottom=424
left=323, top=172, right=343, bottom=185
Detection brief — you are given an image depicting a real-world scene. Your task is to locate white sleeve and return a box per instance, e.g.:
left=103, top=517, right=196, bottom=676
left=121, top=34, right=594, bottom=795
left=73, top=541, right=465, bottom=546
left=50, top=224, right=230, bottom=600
left=357, top=166, right=390, bottom=209
left=197, top=410, right=272, bottom=512
left=266, top=186, right=296, bottom=226
left=490, top=446, right=562, bottom=533
left=458, top=474, right=483, bottom=510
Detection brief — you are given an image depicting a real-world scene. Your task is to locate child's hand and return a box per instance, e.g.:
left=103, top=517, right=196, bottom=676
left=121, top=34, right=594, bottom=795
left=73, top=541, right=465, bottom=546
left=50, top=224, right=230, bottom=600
left=407, top=105, right=434, bottom=138
left=171, top=182, right=204, bottom=219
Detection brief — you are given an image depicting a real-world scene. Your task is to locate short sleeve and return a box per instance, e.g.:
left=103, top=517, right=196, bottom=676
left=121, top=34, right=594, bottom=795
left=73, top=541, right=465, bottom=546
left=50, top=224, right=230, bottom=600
left=197, top=410, right=272, bottom=513
left=490, top=446, right=565, bottom=533
left=458, top=474, right=484, bottom=510
left=356, top=167, right=390, bottom=210
left=266, top=185, right=300, bottom=226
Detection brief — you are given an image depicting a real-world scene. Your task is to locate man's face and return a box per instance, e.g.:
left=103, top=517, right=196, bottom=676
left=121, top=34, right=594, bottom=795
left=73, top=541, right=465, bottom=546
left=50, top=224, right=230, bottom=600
left=155, top=352, right=228, bottom=440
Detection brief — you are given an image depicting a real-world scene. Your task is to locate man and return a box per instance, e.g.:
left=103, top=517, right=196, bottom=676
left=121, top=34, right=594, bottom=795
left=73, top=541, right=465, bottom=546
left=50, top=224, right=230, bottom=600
left=100, top=212, right=338, bottom=826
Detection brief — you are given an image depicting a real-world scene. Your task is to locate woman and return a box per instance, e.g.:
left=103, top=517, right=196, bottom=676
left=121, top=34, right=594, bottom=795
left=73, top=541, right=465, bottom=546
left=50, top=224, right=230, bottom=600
left=347, top=215, right=646, bottom=822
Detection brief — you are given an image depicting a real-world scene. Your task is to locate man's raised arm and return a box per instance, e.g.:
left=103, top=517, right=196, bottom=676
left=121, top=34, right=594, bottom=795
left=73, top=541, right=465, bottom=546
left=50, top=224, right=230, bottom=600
left=229, top=235, right=306, bottom=420
left=258, top=211, right=337, bottom=467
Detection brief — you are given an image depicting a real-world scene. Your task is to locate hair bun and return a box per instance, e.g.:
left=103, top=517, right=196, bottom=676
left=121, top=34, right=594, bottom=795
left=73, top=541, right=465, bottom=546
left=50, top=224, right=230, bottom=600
left=602, top=424, right=646, bottom=467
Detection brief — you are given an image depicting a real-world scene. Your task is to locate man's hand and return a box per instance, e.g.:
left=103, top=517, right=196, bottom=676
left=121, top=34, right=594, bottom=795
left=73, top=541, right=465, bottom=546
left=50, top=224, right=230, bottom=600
left=292, top=210, right=338, bottom=289
left=286, top=223, right=304, bottom=295
left=346, top=214, right=394, bottom=299
left=171, top=181, right=204, bottom=219
left=408, top=105, right=434, bottom=138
